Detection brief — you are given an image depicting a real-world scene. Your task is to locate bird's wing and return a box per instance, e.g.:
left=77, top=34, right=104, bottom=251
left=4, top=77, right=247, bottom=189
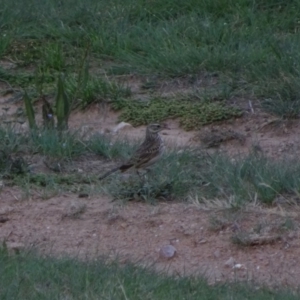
left=122, top=140, right=161, bottom=169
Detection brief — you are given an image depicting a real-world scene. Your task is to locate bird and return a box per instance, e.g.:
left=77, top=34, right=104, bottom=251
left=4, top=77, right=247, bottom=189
left=99, top=123, right=168, bottom=180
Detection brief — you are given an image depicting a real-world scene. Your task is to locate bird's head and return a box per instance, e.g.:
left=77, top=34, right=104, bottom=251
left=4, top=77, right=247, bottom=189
left=147, top=123, right=169, bottom=134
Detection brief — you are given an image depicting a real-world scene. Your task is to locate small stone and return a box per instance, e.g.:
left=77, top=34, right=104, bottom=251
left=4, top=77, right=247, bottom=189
left=159, top=245, right=177, bottom=259
left=224, top=257, right=235, bottom=268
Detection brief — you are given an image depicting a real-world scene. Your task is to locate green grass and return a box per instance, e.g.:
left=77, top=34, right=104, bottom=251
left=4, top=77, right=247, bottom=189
left=2, top=0, right=300, bottom=120
left=0, top=247, right=298, bottom=300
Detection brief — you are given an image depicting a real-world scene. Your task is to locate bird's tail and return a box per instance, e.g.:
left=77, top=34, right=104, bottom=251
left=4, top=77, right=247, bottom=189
left=99, top=166, right=120, bottom=181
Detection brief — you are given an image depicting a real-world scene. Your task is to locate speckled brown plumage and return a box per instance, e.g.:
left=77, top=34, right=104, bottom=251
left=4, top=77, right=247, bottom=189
left=99, top=123, right=167, bottom=180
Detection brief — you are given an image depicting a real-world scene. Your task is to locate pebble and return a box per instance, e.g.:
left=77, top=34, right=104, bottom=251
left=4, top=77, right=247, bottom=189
left=159, top=245, right=177, bottom=259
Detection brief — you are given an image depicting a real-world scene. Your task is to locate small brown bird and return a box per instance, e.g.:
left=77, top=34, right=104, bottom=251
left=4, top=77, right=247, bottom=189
left=99, top=123, right=168, bottom=180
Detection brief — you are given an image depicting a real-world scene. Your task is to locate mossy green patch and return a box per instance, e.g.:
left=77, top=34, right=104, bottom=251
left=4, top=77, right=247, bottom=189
left=112, top=97, right=242, bottom=130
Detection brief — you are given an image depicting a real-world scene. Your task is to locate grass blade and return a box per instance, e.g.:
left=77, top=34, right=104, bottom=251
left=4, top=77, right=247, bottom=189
left=23, top=91, right=37, bottom=130
left=56, top=74, right=70, bottom=131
